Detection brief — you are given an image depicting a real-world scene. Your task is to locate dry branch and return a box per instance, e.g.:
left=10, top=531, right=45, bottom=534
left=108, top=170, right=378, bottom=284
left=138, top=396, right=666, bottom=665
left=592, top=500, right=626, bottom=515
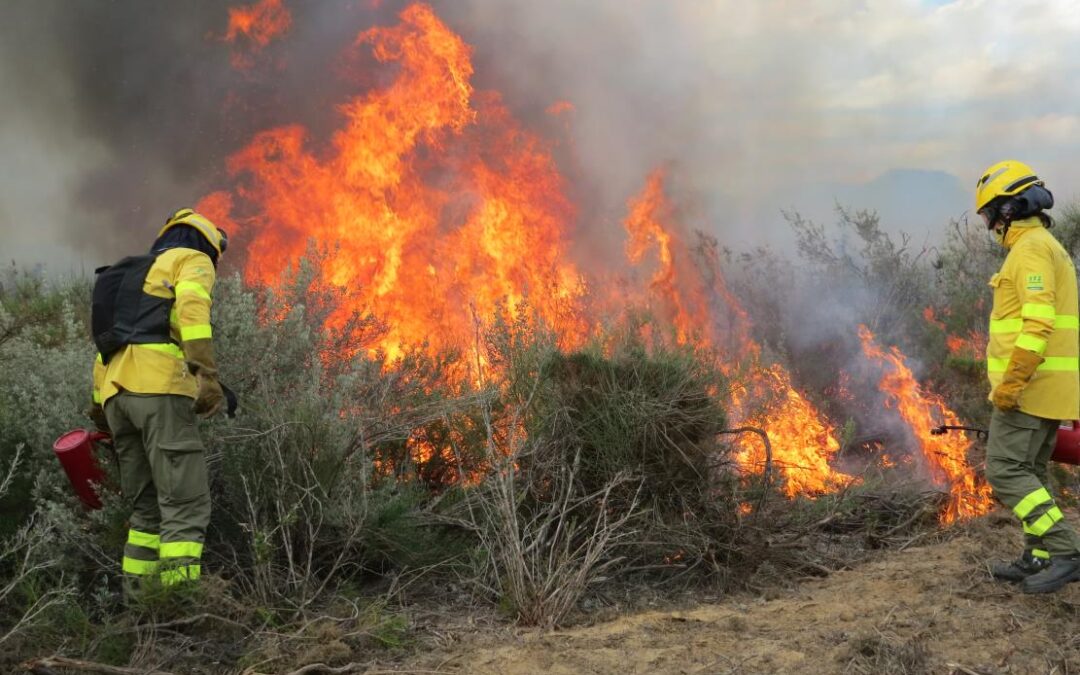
left=20, top=656, right=175, bottom=675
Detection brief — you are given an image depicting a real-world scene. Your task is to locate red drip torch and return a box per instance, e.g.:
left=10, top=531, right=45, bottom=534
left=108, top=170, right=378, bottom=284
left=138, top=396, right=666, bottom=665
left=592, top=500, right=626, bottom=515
left=931, top=422, right=1080, bottom=465
left=1053, top=421, right=1080, bottom=465
left=52, top=429, right=109, bottom=509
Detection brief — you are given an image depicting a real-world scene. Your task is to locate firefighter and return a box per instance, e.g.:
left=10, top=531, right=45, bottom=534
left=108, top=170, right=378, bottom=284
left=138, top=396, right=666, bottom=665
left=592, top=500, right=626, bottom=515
left=87, top=208, right=227, bottom=591
left=977, top=161, right=1080, bottom=593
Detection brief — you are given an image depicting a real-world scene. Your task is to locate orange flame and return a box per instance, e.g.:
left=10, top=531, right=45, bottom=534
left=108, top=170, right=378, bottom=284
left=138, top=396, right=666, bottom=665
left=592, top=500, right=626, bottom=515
left=923, top=306, right=946, bottom=331
left=925, top=306, right=987, bottom=359
left=857, top=325, right=994, bottom=523
left=209, top=3, right=868, bottom=503
left=546, top=101, right=575, bottom=117
left=624, top=171, right=710, bottom=347
left=946, top=331, right=988, bottom=359
left=622, top=171, right=846, bottom=497
left=734, top=364, right=846, bottom=497
left=224, top=0, right=292, bottom=69
left=208, top=4, right=586, bottom=363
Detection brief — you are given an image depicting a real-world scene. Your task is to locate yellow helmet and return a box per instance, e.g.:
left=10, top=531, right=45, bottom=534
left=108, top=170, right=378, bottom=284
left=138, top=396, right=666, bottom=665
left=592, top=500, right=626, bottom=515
left=158, top=208, right=228, bottom=256
left=975, top=160, right=1043, bottom=213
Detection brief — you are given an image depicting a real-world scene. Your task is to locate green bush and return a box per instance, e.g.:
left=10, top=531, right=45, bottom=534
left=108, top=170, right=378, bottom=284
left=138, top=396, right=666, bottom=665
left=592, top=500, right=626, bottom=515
left=0, top=268, right=95, bottom=536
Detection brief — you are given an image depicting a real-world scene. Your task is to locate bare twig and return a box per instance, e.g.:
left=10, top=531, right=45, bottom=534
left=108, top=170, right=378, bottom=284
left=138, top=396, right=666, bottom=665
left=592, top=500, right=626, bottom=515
left=717, top=426, right=772, bottom=509
left=105, top=612, right=252, bottom=636
left=20, top=656, right=176, bottom=675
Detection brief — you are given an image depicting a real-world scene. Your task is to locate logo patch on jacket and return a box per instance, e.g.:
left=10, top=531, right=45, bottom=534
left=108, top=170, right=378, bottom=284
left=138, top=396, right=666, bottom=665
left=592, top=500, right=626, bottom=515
left=1026, top=273, right=1044, bottom=291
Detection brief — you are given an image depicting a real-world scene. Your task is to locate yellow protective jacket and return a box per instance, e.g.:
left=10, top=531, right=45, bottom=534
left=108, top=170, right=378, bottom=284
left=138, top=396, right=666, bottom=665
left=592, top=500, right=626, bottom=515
left=987, top=218, right=1080, bottom=420
left=92, top=247, right=216, bottom=406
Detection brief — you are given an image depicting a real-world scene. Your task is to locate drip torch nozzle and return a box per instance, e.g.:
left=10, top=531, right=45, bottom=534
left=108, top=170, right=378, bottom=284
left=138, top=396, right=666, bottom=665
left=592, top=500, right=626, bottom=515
left=930, top=424, right=988, bottom=441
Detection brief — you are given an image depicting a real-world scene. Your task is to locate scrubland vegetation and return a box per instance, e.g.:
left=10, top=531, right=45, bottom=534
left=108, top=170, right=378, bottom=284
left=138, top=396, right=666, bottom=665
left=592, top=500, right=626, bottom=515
left=3, top=210, right=1079, bottom=673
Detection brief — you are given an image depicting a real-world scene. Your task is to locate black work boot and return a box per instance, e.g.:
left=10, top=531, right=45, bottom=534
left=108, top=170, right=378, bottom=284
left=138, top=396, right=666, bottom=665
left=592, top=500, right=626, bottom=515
left=990, top=550, right=1050, bottom=582
left=1021, top=555, right=1080, bottom=594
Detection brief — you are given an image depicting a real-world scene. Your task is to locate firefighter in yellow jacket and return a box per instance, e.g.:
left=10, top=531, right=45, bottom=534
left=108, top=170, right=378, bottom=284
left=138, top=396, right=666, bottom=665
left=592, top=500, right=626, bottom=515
left=87, top=209, right=227, bottom=590
left=976, top=161, right=1080, bottom=593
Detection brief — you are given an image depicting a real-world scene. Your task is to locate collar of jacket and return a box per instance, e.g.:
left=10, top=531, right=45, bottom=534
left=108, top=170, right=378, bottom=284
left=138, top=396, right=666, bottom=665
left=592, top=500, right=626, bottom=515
left=1003, top=216, right=1044, bottom=249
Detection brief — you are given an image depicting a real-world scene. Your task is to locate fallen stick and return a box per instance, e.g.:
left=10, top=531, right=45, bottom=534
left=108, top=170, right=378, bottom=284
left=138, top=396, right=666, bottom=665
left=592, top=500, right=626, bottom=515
left=281, top=666, right=447, bottom=675
left=21, top=656, right=176, bottom=675
left=946, top=663, right=990, bottom=675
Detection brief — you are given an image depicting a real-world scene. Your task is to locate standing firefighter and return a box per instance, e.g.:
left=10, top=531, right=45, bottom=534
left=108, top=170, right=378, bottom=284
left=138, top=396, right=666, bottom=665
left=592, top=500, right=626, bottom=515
left=87, top=209, right=228, bottom=590
left=976, top=161, right=1080, bottom=593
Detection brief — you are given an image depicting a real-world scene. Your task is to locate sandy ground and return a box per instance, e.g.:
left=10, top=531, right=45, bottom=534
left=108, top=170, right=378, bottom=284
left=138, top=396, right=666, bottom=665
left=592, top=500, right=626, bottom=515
left=399, top=509, right=1080, bottom=675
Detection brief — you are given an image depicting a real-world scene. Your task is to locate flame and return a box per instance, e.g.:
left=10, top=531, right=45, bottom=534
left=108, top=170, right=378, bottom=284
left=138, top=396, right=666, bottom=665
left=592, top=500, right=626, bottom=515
left=546, top=101, right=575, bottom=117
left=734, top=364, right=845, bottom=497
left=208, top=4, right=587, bottom=363
left=925, top=306, right=987, bottom=359
left=206, top=3, right=1010, bottom=511
left=923, top=306, right=946, bottom=331
left=622, top=171, right=846, bottom=497
left=623, top=171, right=710, bottom=347
left=946, top=331, right=988, bottom=359
left=224, top=0, right=292, bottom=69
left=857, top=325, right=994, bottom=523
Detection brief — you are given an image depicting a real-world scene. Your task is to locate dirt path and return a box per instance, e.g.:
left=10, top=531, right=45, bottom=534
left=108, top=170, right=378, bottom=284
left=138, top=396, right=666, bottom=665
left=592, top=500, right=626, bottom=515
left=404, top=511, right=1080, bottom=674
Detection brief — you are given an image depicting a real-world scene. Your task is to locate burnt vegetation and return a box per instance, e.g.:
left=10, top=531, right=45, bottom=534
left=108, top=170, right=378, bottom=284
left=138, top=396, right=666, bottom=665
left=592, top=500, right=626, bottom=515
left=2, top=209, right=1080, bottom=673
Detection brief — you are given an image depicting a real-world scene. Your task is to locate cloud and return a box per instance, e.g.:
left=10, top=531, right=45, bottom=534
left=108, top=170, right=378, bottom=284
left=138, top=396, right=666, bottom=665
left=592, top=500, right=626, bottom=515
left=4, top=0, right=1080, bottom=268
left=439, top=0, right=1080, bottom=241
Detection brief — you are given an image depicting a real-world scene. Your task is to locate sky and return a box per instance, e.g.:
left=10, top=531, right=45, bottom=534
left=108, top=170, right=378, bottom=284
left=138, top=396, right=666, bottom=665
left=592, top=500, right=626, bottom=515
left=3, top=0, right=1080, bottom=271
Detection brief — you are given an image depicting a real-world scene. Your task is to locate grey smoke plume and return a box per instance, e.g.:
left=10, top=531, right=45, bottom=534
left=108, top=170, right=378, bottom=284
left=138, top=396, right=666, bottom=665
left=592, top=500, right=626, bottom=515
left=0, top=1, right=396, bottom=270
left=5, top=0, right=1080, bottom=271
left=1, top=0, right=794, bottom=271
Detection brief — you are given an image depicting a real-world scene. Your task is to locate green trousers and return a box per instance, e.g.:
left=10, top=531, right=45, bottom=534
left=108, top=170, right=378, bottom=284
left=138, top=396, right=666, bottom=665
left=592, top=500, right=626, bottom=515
left=104, top=392, right=210, bottom=585
left=986, top=408, right=1080, bottom=558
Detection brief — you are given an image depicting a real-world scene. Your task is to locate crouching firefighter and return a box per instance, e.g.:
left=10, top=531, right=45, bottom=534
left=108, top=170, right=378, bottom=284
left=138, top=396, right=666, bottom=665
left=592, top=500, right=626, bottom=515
left=87, top=208, right=228, bottom=592
left=976, top=161, right=1080, bottom=593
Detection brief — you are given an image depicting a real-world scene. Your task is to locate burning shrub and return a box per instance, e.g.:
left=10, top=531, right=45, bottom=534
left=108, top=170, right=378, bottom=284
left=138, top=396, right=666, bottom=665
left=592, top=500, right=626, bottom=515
left=462, top=316, right=750, bottom=625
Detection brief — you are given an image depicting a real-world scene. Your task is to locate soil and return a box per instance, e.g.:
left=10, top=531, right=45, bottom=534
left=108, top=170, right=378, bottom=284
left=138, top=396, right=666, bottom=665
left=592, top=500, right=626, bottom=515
left=398, top=508, right=1080, bottom=675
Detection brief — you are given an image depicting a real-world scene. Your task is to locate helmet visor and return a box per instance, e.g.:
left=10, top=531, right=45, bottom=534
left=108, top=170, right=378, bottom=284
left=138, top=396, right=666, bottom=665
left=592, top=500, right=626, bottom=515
left=978, top=206, right=998, bottom=230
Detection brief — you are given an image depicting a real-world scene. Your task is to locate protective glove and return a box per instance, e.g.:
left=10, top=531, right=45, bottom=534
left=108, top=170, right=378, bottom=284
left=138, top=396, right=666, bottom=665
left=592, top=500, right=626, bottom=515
left=183, top=338, right=224, bottom=418
left=991, top=347, right=1044, bottom=411
left=87, top=403, right=110, bottom=433
left=194, top=373, right=225, bottom=417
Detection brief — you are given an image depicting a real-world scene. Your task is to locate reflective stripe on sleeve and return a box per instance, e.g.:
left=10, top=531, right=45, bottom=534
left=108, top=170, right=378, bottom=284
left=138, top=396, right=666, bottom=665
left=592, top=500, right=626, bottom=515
left=1021, top=303, right=1056, bottom=320
left=1014, top=487, right=1053, bottom=520
left=180, top=324, right=212, bottom=341
left=1032, top=548, right=1050, bottom=560
left=92, top=390, right=102, bottom=404
left=175, top=280, right=212, bottom=301
left=1015, top=334, right=1048, bottom=354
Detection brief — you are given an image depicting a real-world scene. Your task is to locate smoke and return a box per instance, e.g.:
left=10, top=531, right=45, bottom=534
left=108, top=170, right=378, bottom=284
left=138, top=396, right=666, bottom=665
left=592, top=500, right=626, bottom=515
left=0, top=1, right=396, bottom=270
left=6, top=0, right=1080, bottom=271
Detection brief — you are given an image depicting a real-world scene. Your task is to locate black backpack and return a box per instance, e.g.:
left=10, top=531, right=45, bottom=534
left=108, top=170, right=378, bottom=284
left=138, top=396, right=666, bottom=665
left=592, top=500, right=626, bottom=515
left=91, top=254, right=175, bottom=364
